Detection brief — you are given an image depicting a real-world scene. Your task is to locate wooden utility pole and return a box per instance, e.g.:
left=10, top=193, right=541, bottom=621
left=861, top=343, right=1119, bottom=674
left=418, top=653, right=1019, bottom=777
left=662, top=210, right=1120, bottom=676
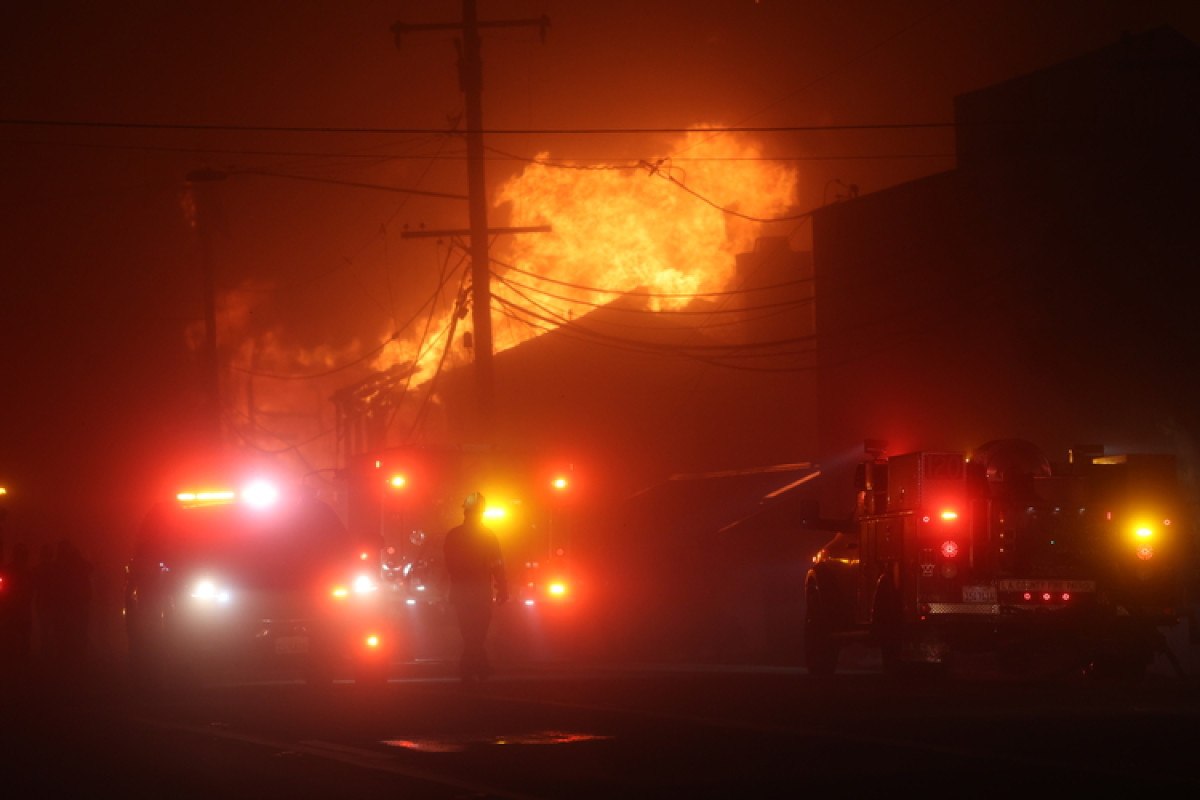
left=185, top=167, right=227, bottom=448
left=392, top=1, right=549, bottom=443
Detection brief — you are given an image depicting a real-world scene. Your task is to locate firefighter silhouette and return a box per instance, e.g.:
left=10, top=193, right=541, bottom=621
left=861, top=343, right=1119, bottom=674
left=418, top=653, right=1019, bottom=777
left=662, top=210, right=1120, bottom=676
left=442, top=492, right=508, bottom=683
left=35, top=539, right=93, bottom=671
left=0, top=541, right=34, bottom=674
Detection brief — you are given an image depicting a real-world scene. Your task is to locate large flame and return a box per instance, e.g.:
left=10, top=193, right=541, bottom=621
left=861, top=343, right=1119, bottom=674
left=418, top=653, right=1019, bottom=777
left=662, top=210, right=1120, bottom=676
left=379, top=126, right=799, bottom=380
left=492, top=127, right=798, bottom=343
left=209, top=126, right=799, bottom=472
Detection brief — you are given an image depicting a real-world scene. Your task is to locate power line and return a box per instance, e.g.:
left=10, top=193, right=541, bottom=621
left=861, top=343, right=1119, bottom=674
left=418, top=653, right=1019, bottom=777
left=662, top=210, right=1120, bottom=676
left=492, top=291, right=817, bottom=356
left=492, top=269, right=812, bottom=318
left=492, top=296, right=818, bottom=374
left=229, top=168, right=467, bottom=200
left=236, top=255, right=467, bottom=381
left=3, top=137, right=957, bottom=164
left=492, top=256, right=811, bottom=299
left=1, top=117, right=958, bottom=135
left=642, top=159, right=814, bottom=223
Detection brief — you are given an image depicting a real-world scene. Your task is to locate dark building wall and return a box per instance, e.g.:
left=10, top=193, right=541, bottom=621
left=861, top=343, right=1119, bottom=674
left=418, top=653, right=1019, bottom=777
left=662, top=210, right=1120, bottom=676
left=956, top=26, right=1200, bottom=170
left=812, top=28, right=1200, bottom=518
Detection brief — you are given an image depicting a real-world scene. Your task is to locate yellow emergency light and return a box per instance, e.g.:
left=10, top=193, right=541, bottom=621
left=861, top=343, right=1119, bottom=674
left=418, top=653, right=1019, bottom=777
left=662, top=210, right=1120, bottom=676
left=176, top=489, right=237, bottom=506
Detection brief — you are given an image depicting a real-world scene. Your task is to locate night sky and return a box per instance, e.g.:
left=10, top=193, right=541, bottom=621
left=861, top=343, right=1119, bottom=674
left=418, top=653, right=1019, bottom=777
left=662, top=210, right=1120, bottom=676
left=3, top=0, right=1198, bottom=569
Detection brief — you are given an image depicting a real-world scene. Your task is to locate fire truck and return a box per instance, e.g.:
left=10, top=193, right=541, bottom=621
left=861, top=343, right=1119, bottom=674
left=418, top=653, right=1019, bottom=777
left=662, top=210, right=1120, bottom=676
left=803, top=438, right=1193, bottom=679
left=348, top=445, right=583, bottom=618
left=123, top=477, right=395, bottom=690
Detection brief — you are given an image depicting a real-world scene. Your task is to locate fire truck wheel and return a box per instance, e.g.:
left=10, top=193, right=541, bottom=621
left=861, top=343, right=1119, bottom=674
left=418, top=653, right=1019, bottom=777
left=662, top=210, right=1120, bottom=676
left=804, top=585, right=839, bottom=676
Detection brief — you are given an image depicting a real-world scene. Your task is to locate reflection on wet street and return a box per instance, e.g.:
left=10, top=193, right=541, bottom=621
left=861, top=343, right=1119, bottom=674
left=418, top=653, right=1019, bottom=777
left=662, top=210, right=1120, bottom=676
left=384, top=730, right=614, bottom=753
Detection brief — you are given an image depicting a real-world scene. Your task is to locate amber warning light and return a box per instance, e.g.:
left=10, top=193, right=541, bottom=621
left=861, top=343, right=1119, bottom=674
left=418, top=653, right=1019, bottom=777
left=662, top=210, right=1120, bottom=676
left=176, top=490, right=236, bottom=505
left=175, top=480, right=281, bottom=508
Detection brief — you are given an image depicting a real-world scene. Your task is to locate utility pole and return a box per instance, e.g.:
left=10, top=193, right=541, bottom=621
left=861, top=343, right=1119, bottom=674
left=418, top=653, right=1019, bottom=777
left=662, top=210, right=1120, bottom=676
left=392, top=1, right=549, bottom=443
left=185, top=167, right=227, bottom=448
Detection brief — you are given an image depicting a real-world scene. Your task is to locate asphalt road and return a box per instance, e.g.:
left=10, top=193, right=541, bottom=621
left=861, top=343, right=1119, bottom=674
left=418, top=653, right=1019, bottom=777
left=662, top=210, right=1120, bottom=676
left=4, top=648, right=1200, bottom=799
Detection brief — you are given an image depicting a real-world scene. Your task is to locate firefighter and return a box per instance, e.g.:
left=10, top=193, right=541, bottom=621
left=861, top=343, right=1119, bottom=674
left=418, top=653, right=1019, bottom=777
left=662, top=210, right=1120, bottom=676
left=442, top=492, right=508, bottom=683
left=0, top=541, right=34, bottom=676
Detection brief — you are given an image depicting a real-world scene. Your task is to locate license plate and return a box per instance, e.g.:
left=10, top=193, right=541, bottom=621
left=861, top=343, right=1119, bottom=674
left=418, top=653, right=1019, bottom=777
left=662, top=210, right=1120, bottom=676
left=962, top=585, right=997, bottom=603
left=274, top=636, right=309, bottom=655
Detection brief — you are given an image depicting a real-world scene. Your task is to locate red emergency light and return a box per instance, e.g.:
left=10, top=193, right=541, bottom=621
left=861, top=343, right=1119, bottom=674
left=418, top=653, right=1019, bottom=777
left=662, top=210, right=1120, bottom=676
left=921, top=508, right=960, bottom=524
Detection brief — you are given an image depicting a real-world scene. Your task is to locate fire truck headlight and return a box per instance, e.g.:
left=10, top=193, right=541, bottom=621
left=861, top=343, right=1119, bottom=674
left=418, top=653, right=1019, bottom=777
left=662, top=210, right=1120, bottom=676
left=189, top=578, right=233, bottom=606
left=241, top=480, right=280, bottom=509
left=353, top=574, right=378, bottom=594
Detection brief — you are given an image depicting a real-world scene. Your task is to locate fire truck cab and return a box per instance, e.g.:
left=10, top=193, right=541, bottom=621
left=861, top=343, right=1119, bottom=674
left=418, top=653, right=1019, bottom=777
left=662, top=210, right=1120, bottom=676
left=803, top=438, right=1188, bottom=679
left=123, top=479, right=395, bottom=690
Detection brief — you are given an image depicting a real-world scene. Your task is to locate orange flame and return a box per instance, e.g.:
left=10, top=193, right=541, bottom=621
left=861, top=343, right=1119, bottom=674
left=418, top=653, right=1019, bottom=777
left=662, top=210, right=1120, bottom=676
left=377, top=126, right=799, bottom=378
left=206, top=126, right=798, bottom=471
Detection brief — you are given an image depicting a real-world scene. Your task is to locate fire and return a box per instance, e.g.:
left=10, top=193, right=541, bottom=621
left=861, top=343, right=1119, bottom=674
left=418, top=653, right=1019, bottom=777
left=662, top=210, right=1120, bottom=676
left=379, top=126, right=799, bottom=377
left=200, top=126, right=798, bottom=472
left=493, top=127, right=798, bottom=333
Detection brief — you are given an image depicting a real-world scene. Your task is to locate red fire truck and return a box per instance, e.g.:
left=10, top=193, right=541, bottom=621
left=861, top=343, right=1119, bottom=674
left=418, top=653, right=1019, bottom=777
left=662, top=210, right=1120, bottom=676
left=123, top=478, right=395, bottom=690
left=349, top=445, right=584, bottom=617
left=803, top=438, right=1192, bottom=679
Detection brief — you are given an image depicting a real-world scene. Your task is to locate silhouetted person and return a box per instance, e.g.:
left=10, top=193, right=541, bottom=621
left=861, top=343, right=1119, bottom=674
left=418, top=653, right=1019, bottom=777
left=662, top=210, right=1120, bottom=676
left=43, top=539, right=93, bottom=672
left=31, top=542, right=57, bottom=660
left=0, top=541, right=35, bottom=675
left=443, top=492, right=507, bottom=683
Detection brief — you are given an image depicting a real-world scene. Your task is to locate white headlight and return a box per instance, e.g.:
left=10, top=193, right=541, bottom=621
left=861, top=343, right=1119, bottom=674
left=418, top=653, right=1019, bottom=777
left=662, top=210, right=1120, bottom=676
left=190, top=578, right=233, bottom=605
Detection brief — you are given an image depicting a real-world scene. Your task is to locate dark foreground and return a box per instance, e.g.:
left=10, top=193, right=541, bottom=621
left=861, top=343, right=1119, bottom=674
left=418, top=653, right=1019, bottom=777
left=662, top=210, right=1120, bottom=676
left=3, top=650, right=1200, bottom=799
